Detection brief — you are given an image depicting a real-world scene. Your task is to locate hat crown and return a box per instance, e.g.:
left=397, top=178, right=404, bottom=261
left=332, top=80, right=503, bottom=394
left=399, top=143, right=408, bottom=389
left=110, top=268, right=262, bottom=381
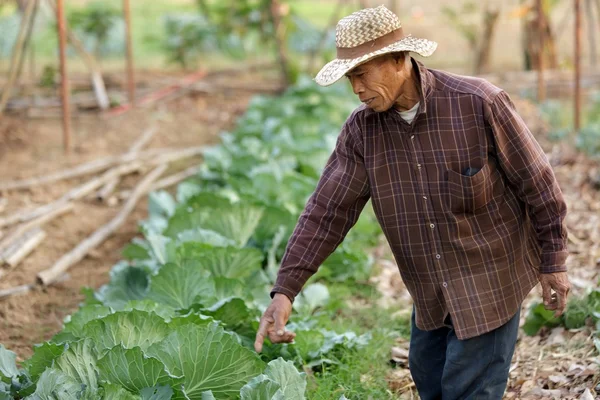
left=336, top=5, right=402, bottom=48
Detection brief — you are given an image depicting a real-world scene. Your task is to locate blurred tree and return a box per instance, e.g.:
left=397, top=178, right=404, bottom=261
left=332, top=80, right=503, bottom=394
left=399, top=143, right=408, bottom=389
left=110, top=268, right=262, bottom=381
left=441, top=1, right=500, bottom=74
left=520, top=0, right=558, bottom=70
left=68, top=2, right=120, bottom=59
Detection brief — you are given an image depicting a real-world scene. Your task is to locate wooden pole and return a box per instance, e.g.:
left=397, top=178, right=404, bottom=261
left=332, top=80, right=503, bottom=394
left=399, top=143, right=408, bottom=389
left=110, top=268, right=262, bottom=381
left=269, top=0, right=292, bottom=87
left=586, top=0, right=597, bottom=66
left=537, top=0, right=546, bottom=102
left=56, top=0, right=71, bottom=152
left=0, top=0, right=36, bottom=114
left=47, top=0, right=110, bottom=110
left=575, top=0, right=582, bottom=133
left=123, top=0, right=136, bottom=106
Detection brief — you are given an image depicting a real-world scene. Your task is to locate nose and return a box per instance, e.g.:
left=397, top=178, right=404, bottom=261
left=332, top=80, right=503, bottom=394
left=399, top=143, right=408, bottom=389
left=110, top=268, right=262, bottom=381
left=349, top=77, right=365, bottom=95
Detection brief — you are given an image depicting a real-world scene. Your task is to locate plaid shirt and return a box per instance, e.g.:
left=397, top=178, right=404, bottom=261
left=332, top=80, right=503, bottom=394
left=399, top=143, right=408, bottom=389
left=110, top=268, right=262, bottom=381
left=272, top=60, right=568, bottom=339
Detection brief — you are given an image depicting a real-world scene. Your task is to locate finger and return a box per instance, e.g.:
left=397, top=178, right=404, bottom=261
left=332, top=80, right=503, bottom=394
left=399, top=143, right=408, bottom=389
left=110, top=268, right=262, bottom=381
left=541, top=281, right=552, bottom=308
left=554, top=287, right=568, bottom=318
left=254, top=315, right=274, bottom=353
left=273, top=309, right=287, bottom=338
left=268, top=330, right=296, bottom=344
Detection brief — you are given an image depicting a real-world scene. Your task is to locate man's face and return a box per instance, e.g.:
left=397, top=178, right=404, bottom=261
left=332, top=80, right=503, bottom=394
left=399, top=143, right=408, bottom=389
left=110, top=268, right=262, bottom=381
left=345, top=54, right=408, bottom=112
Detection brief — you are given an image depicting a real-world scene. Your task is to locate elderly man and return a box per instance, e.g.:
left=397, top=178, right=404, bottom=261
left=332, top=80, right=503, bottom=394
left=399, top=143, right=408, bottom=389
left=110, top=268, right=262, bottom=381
left=254, top=5, right=570, bottom=399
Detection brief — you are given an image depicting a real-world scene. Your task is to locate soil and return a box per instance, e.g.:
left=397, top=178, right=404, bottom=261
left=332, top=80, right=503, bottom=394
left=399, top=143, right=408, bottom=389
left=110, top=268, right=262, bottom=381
left=0, top=70, right=272, bottom=360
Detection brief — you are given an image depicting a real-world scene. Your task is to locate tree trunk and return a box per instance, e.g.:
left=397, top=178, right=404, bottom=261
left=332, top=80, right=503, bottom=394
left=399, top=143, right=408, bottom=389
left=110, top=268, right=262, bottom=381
left=474, top=8, right=500, bottom=74
left=269, top=0, right=292, bottom=87
left=587, top=0, right=598, bottom=66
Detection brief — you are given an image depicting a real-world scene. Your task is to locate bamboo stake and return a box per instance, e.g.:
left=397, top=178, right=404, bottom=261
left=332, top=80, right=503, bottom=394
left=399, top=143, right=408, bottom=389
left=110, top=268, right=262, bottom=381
left=269, top=0, right=291, bottom=87
left=0, top=284, right=34, bottom=299
left=2, top=228, right=46, bottom=268
left=57, top=0, right=71, bottom=152
left=123, top=0, right=135, bottom=106
left=16, top=0, right=39, bottom=87
left=0, top=163, right=143, bottom=228
left=96, top=127, right=157, bottom=201
left=0, top=147, right=200, bottom=191
left=586, top=0, right=597, bottom=66
left=575, top=0, right=582, bottom=133
left=47, top=0, right=110, bottom=110
left=117, top=164, right=201, bottom=200
left=0, top=0, right=36, bottom=114
left=37, top=165, right=167, bottom=286
left=0, top=202, right=73, bottom=254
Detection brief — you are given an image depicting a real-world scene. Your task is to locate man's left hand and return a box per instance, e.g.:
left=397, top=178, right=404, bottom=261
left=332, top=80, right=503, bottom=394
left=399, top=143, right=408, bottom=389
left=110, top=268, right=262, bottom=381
left=539, top=272, right=571, bottom=318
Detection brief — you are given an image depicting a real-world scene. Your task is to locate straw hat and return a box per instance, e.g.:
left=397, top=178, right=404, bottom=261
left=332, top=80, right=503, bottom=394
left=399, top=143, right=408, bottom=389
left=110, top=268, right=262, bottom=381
left=315, top=5, right=437, bottom=86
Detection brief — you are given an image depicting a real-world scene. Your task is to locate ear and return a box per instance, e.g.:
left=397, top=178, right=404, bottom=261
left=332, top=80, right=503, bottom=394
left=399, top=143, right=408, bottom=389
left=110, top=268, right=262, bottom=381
left=392, top=52, right=407, bottom=71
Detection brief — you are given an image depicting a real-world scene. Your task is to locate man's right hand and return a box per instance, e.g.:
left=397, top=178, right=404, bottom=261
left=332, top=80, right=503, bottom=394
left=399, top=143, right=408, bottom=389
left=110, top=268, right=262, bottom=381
left=254, top=293, right=296, bottom=353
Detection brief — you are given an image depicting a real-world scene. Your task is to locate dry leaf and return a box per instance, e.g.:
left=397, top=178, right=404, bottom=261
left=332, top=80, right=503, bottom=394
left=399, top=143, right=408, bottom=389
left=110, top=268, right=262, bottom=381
left=526, top=387, right=563, bottom=398
left=579, top=388, right=594, bottom=400
left=549, top=374, right=569, bottom=385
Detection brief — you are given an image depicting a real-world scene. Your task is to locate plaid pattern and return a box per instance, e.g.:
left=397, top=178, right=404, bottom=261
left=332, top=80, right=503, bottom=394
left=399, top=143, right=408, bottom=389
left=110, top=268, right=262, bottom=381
left=272, top=60, right=568, bottom=340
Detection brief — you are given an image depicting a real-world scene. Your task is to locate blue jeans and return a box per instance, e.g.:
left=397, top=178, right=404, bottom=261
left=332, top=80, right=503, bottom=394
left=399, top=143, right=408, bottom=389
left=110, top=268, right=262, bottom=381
left=409, top=307, right=520, bottom=400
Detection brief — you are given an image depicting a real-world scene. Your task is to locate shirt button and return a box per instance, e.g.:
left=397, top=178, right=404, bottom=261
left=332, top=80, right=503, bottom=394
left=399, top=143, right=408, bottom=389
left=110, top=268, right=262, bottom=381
left=443, top=282, right=448, bottom=288
left=423, top=196, right=427, bottom=200
left=436, top=254, right=441, bottom=259
left=417, top=164, right=422, bottom=168
left=430, top=223, right=435, bottom=228
left=411, top=135, right=415, bottom=140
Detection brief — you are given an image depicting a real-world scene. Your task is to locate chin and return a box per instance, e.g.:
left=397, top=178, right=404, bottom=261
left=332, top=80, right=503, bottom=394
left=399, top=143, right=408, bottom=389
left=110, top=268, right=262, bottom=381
left=371, top=104, right=391, bottom=113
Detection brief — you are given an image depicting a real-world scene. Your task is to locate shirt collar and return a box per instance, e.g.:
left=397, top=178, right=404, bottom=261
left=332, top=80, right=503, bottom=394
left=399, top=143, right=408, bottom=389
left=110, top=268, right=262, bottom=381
left=412, top=59, right=435, bottom=116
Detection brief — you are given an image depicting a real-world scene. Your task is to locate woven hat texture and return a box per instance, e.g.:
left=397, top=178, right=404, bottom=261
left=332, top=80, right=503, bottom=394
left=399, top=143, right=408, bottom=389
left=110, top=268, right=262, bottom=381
left=315, top=5, right=437, bottom=86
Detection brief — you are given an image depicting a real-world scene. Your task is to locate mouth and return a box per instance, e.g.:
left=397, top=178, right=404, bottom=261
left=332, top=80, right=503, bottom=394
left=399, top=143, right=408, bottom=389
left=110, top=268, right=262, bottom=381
left=361, top=97, right=375, bottom=105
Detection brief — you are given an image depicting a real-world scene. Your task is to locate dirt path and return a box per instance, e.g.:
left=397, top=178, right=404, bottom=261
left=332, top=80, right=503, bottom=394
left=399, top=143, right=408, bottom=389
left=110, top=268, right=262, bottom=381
left=0, top=73, right=267, bottom=360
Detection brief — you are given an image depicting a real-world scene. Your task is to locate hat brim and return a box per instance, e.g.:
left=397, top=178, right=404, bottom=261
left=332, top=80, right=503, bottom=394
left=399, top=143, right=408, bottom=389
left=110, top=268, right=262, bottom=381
left=315, top=35, right=438, bottom=87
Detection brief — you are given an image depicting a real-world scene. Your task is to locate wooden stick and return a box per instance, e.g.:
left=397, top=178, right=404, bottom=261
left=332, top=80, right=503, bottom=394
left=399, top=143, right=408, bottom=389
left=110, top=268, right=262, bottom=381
left=0, top=0, right=36, bottom=114
left=575, top=0, right=582, bottom=133
left=586, top=0, right=597, bottom=66
left=56, top=0, right=72, bottom=152
left=97, top=127, right=157, bottom=201
left=47, top=0, right=110, bottom=110
left=37, top=165, right=167, bottom=286
left=118, top=164, right=201, bottom=199
left=3, top=228, right=46, bottom=268
left=0, top=202, right=73, bottom=254
left=15, top=0, right=39, bottom=87
left=123, top=0, right=136, bottom=106
left=0, top=163, right=142, bottom=229
left=150, top=165, right=200, bottom=191
left=0, top=147, right=194, bottom=191
left=269, top=0, right=291, bottom=87
left=0, top=284, right=34, bottom=300
left=0, top=227, right=40, bottom=259
left=149, top=146, right=204, bottom=166
left=105, top=70, right=207, bottom=117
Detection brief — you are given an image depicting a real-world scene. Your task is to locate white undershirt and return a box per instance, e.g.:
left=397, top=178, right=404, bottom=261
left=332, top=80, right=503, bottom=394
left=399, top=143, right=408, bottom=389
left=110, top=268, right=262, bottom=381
left=396, top=102, right=420, bottom=124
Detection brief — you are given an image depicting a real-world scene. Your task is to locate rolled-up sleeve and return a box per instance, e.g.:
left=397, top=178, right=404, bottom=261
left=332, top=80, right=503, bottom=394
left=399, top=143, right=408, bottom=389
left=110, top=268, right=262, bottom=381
left=485, top=91, right=568, bottom=274
left=271, top=114, right=371, bottom=301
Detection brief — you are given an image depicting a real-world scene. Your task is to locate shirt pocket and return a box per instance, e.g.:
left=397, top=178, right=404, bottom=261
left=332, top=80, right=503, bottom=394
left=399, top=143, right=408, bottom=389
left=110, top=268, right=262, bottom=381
left=446, top=159, right=503, bottom=213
